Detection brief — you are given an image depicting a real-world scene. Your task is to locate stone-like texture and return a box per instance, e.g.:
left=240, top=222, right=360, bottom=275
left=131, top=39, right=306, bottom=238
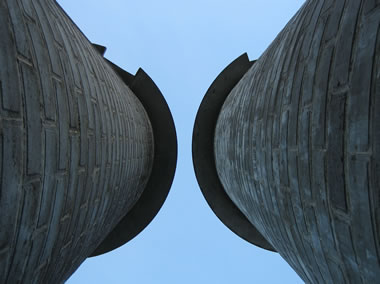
left=0, top=0, right=154, bottom=282
left=214, top=0, right=380, bottom=283
left=192, top=54, right=276, bottom=251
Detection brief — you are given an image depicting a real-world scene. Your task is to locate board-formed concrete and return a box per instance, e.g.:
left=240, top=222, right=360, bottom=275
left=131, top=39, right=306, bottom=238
left=192, top=54, right=275, bottom=252
left=91, top=63, right=178, bottom=257
left=195, top=0, right=380, bottom=283
left=0, top=0, right=176, bottom=282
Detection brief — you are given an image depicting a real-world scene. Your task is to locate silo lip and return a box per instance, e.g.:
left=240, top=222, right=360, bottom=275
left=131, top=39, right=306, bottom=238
left=90, top=60, right=177, bottom=257
left=192, top=53, right=276, bottom=252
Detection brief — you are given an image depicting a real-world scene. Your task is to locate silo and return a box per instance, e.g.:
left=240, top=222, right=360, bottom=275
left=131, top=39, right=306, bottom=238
left=0, top=0, right=177, bottom=282
left=193, top=1, right=380, bottom=282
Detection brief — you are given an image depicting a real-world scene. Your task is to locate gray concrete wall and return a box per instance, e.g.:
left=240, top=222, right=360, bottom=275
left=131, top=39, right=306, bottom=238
left=0, top=0, right=154, bottom=282
left=214, top=0, right=380, bottom=283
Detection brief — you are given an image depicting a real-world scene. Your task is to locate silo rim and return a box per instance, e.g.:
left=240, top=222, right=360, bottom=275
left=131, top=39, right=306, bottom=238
left=192, top=53, right=276, bottom=252
left=90, top=60, right=177, bottom=257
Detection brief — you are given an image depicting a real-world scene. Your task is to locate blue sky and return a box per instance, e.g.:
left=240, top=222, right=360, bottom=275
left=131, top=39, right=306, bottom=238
left=59, top=1, right=305, bottom=283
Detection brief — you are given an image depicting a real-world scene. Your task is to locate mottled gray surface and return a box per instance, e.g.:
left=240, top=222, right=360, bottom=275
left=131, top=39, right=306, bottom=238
left=192, top=54, right=276, bottom=251
left=215, top=0, right=380, bottom=283
left=0, top=0, right=154, bottom=282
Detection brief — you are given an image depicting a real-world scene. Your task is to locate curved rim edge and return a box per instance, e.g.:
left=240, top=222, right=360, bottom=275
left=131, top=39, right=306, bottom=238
left=90, top=61, right=178, bottom=257
left=192, top=53, right=276, bottom=252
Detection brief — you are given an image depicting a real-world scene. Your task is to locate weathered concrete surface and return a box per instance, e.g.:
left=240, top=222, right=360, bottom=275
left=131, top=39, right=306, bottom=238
left=192, top=54, right=275, bottom=251
left=91, top=65, right=178, bottom=256
left=0, top=0, right=156, bottom=282
left=214, top=0, right=380, bottom=283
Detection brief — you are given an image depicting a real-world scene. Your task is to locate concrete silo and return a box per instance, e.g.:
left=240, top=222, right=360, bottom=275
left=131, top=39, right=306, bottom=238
left=193, top=1, right=380, bottom=282
left=0, top=0, right=177, bottom=282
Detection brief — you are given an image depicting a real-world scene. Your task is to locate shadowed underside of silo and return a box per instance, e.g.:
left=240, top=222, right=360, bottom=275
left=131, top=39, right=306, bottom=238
left=0, top=0, right=176, bottom=283
left=193, top=0, right=380, bottom=283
